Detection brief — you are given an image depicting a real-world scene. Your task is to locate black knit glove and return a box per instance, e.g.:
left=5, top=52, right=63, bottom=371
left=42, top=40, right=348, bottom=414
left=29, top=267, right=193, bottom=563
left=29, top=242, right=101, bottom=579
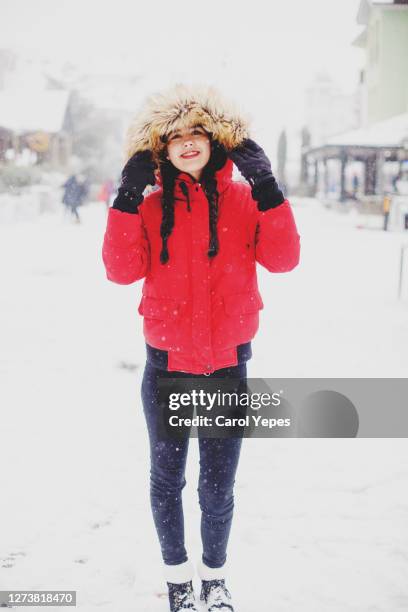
left=228, top=138, right=284, bottom=211
left=112, top=150, right=157, bottom=214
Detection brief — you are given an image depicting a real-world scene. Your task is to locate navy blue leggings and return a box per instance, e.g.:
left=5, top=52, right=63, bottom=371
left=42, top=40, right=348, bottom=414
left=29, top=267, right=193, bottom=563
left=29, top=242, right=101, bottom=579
left=141, top=361, right=246, bottom=569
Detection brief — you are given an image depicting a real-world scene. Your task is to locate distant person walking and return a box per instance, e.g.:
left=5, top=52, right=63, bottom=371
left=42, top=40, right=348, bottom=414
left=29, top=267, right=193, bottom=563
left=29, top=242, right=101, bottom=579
left=62, top=174, right=89, bottom=223
left=352, top=174, right=359, bottom=199
left=383, top=193, right=392, bottom=231
left=98, top=178, right=115, bottom=209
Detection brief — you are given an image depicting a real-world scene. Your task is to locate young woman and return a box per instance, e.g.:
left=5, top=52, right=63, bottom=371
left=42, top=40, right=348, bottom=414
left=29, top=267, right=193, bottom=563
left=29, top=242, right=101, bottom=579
left=102, top=84, right=300, bottom=612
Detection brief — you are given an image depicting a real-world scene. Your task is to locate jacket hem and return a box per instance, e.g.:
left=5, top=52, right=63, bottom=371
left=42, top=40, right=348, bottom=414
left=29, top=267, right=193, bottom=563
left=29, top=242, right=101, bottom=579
left=145, top=342, right=252, bottom=374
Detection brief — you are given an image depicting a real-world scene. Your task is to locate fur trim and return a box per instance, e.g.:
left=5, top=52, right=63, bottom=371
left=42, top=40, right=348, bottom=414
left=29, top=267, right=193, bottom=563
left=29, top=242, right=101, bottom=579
left=163, top=559, right=195, bottom=584
left=197, top=559, right=228, bottom=581
left=124, top=83, right=250, bottom=163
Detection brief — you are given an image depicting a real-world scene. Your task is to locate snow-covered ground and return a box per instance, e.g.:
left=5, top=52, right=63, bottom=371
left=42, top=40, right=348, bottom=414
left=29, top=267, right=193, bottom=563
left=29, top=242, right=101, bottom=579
left=1, top=198, right=407, bottom=611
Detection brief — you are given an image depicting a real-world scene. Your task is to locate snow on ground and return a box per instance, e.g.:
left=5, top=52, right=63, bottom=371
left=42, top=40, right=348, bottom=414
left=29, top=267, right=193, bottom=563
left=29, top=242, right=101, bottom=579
left=0, top=198, right=407, bottom=612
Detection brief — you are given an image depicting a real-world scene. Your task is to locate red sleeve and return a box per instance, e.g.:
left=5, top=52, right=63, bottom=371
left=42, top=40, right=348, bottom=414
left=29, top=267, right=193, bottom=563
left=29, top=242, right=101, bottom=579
left=102, top=208, right=150, bottom=285
left=255, top=199, right=300, bottom=272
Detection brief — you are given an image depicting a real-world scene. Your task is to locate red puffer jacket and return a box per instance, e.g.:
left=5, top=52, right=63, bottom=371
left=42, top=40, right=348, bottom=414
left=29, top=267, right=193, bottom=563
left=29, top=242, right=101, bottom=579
left=102, top=158, right=300, bottom=374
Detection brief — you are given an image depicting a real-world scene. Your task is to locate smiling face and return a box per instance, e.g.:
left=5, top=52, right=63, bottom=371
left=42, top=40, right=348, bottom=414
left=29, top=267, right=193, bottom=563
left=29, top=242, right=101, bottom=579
left=165, top=125, right=211, bottom=180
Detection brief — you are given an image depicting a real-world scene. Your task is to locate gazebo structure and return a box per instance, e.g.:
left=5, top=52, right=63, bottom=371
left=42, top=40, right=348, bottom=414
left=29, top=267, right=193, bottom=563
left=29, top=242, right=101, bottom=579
left=303, top=112, right=408, bottom=201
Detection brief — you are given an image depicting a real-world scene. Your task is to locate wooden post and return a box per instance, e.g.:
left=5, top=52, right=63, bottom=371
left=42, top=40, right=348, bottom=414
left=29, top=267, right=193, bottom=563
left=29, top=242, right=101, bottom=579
left=376, top=150, right=385, bottom=196
left=313, top=159, right=319, bottom=195
left=340, top=150, right=347, bottom=202
left=323, top=158, right=329, bottom=197
left=364, top=155, right=377, bottom=195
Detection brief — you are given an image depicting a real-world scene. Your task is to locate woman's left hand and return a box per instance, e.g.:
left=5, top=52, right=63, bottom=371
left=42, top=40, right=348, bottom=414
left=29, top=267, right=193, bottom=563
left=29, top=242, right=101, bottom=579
left=228, top=138, right=284, bottom=210
left=228, top=138, right=273, bottom=188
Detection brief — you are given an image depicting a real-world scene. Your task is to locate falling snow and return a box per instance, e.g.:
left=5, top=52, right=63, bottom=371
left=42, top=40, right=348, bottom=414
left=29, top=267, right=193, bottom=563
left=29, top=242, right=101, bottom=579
left=0, top=198, right=407, bottom=612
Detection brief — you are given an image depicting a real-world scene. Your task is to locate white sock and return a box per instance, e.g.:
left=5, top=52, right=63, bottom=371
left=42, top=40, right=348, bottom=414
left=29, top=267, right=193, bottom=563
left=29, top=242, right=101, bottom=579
left=163, top=559, right=195, bottom=584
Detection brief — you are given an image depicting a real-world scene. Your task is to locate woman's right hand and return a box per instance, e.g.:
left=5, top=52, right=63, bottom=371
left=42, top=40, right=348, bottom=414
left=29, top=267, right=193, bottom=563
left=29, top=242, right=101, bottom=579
left=120, top=150, right=157, bottom=195
left=112, top=150, right=157, bottom=214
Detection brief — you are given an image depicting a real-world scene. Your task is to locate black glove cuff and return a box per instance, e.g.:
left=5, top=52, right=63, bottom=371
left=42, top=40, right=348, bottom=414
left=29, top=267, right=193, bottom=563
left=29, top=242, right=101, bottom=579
left=251, top=177, right=285, bottom=210
left=111, top=187, right=144, bottom=214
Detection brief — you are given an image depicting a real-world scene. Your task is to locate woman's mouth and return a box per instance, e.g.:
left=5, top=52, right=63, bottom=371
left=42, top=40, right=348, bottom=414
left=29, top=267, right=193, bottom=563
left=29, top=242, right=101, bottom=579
left=180, top=150, right=200, bottom=159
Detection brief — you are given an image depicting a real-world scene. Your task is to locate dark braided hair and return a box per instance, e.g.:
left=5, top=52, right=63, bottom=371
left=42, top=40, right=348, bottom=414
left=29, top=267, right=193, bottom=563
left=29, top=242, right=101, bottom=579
left=158, top=138, right=227, bottom=265
left=158, top=160, right=178, bottom=264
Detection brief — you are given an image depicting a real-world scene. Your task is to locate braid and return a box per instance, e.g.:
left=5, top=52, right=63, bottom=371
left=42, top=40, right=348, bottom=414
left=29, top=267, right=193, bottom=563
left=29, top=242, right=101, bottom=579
left=201, top=141, right=226, bottom=259
left=202, top=172, right=219, bottom=258
left=159, top=160, right=178, bottom=264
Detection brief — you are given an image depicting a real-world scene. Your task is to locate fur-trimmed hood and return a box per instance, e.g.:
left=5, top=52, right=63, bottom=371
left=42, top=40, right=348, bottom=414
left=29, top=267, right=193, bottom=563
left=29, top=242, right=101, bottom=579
left=124, top=83, right=250, bottom=164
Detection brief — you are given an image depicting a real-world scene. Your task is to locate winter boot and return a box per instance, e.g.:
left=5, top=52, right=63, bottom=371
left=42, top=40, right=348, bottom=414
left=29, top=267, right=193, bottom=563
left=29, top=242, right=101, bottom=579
left=197, top=560, right=234, bottom=612
left=167, top=580, right=198, bottom=611
left=163, top=559, right=198, bottom=612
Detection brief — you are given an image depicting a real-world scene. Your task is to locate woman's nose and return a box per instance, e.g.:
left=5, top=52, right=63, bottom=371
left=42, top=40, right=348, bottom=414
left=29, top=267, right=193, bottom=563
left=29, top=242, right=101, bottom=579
left=183, top=139, right=194, bottom=147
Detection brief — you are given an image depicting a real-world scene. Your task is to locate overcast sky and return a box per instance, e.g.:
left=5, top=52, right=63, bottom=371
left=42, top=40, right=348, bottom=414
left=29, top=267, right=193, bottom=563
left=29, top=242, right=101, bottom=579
left=1, top=0, right=363, bottom=155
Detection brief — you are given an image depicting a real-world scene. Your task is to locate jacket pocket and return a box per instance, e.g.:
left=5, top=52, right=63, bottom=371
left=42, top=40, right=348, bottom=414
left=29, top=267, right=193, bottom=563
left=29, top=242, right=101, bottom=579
left=223, top=290, right=264, bottom=315
left=138, top=295, right=182, bottom=320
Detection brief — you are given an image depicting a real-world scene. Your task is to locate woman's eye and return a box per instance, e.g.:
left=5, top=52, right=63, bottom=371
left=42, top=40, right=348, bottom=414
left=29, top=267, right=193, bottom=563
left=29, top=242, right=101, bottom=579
left=168, top=129, right=205, bottom=142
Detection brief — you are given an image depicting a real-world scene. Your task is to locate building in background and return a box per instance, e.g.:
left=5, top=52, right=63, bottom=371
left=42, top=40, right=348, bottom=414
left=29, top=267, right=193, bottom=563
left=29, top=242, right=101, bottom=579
left=354, top=0, right=408, bottom=126
left=0, top=51, right=73, bottom=168
left=0, top=90, right=72, bottom=166
left=304, top=72, right=360, bottom=147
left=303, top=0, right=408, bottom=203
left=0, top=50, right=138, bottom=183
